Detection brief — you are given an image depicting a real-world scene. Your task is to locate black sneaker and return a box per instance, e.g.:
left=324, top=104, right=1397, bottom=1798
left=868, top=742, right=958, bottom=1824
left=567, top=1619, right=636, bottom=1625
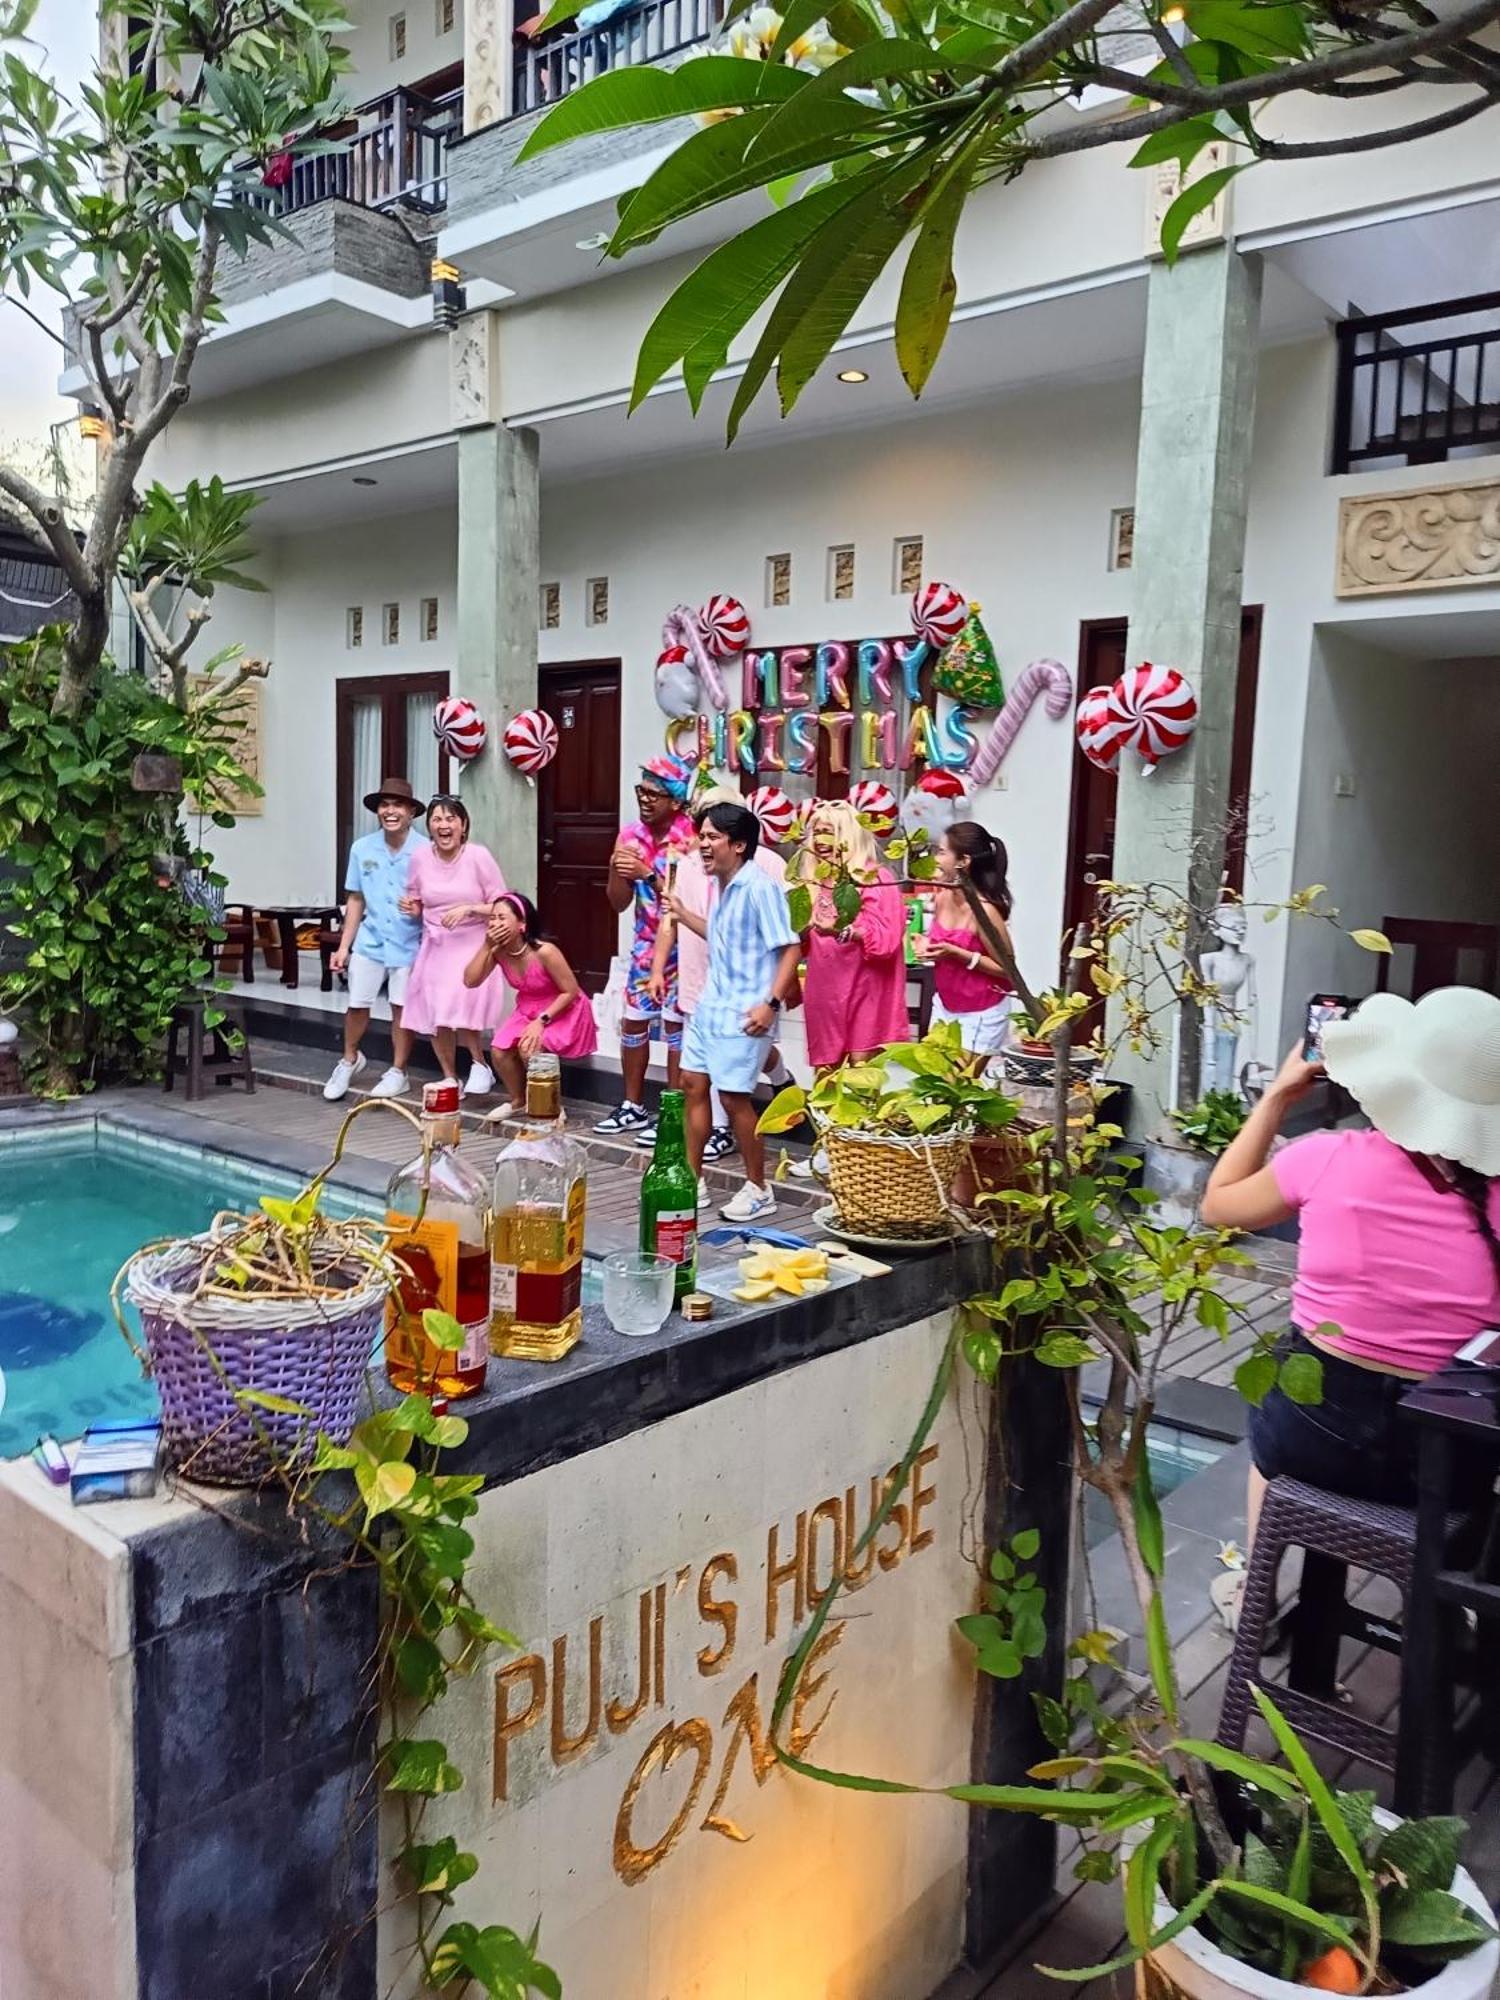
left=594, top=1101, right=649, bottom=1135
left=634, top=1120, right=660, bottom=1149
left=703, top=1125, right=736, bottom=1162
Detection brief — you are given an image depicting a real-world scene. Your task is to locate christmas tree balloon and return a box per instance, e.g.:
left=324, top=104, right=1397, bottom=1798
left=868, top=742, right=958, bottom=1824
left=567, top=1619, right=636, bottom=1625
left=935, top=602, right=1004, bottom=710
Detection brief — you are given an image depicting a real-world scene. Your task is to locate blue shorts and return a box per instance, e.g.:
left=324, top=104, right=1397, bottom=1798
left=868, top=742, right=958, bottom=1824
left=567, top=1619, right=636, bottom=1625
left=682, top=1011, right=777, bottom=1096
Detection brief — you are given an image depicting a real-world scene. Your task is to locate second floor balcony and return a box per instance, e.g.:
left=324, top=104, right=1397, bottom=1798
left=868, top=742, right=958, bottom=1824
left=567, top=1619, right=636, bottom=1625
left=1333, top=291, right=1500, bottom=476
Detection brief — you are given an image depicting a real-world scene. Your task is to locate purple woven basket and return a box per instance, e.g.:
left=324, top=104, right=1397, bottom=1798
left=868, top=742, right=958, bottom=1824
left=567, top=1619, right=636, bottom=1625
left=125, top=1237, right=388, bottom=1487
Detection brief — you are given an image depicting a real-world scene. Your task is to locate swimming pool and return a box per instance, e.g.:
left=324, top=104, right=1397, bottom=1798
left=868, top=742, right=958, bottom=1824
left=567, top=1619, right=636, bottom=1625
left=0, top=1121, right=369, bottom=1457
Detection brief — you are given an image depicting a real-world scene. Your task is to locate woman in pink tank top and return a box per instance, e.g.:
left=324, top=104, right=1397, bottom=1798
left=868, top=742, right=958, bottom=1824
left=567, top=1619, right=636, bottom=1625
left=914, top=822, right=1016, bottom=1056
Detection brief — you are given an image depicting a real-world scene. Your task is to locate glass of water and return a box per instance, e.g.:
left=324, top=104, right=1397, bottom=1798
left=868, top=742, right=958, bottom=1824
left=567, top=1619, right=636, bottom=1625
left=601, top=1251, right=675, bottom=1337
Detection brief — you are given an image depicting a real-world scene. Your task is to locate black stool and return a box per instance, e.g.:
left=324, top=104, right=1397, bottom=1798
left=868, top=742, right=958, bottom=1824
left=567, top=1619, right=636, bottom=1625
left=164, top=996, right=255, bottom=1101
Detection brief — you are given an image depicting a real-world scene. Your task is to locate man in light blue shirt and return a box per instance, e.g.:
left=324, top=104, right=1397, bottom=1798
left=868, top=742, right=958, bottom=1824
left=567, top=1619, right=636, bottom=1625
left=670, top=800, right=800, bottom=1223
left=324, top=776, right=428, bottom=1101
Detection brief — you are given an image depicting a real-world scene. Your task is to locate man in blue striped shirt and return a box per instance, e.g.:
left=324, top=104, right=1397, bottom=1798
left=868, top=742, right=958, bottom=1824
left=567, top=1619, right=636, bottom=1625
left=668, top=801, right=800, bottom=1222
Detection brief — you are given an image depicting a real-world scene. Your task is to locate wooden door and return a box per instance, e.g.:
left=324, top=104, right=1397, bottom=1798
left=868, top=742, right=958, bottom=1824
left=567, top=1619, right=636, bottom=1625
left=537, top=661, right=621, bottom=993
left=1062, top=610, right=1262, bottom=961
left=335, top=672, right=450, bottom=891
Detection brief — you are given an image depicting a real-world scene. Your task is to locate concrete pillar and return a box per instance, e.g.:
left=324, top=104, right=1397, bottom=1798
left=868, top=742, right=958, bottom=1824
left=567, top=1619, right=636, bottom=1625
left=1110, top=242, right=1262, bottom=1128
left=456, top=417, right=540, bottom=898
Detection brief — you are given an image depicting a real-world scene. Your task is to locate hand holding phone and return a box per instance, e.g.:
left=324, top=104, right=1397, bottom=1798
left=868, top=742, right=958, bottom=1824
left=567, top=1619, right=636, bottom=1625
left=1303, top=993, right=1354, bottom=1062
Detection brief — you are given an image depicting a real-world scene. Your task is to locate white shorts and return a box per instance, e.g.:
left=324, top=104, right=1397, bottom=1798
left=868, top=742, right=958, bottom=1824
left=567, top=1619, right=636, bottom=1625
left=930, top=992, right=1012, bottom=1055
left=347, top=952, right=411, bottom=1010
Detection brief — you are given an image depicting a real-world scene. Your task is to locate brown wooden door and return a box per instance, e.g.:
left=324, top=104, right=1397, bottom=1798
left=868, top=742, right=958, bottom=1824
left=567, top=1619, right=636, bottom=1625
left=537, top=661, right=621, bottom=993
left=1062, top=609, right=1262, bottom=968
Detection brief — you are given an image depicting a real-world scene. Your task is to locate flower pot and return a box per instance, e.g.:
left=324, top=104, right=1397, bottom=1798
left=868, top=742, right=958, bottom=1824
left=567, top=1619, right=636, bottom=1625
left=823, top=1124, right=966, bottom=1239
left=1141, top=1136, right=1216, bottom=1231
left=951, top=1130, right=1028, bottom=1211
left=1140, top=1811, right=1499, bottom=1999
left=124, top=1235, right=388, bottom=1486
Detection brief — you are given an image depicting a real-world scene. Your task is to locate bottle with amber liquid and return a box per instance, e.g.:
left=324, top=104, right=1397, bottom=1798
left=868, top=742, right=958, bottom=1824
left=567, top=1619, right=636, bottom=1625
left=385, top=1080, right=491, bottom=1398
left=490, top=1120, right=588, bottom=1361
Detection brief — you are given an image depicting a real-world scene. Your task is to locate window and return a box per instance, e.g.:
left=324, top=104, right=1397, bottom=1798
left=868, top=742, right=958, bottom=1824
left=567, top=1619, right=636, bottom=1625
left=539, top=581, right=560, bottom=630
left=827, top=544, right=854, bottom=602
left=389, top=11, right=407, bottom=59
left=346, top=606, right=363, bottom=650
left=421, top=597, right=439, bottom=642
left=1108, top=507, right=1135, bottom=572
left=586, top=577, right=609, bottom=626
left=436, top=0, right=455, bottom=31
left=893, top=535, right=923, bottom=595
left=336, top=673, right=451, bottom=892
left=765, top=553, right=791, bottom=608
left=382, top=602, right=400, bottom=646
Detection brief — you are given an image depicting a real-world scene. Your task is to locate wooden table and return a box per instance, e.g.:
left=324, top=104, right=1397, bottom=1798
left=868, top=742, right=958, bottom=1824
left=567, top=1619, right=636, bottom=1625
left=245, top=904, right=340, bottom=991
left=1396, top=1374, right=1500, bottom=1814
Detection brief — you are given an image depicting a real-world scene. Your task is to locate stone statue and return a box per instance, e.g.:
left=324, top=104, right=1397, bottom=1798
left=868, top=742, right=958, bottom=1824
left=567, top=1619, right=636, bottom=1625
left=1199, top=902, right=1256, bottom=1098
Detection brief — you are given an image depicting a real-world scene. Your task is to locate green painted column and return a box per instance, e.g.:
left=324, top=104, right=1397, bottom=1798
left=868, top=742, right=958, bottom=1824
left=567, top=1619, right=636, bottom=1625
left=456, top=418, right=540, bottom=897
left=1110, top=241, right=1262, bottom=1129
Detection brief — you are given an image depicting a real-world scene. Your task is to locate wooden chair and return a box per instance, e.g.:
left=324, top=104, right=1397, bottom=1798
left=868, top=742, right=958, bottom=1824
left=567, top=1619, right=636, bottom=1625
left=163, top=996, right=255, bottom=1101
left=1374, top=918, right=1500, bottom=1001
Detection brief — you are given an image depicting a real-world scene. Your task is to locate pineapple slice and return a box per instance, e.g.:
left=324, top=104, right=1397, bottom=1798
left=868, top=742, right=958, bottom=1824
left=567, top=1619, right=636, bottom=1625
left=733, top=1278, right=779, bottom=1303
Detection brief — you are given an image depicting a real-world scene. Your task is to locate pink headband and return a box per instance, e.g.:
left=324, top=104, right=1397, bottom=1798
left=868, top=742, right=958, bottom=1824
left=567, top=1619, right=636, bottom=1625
left=498, top=893, right=527, bottom=919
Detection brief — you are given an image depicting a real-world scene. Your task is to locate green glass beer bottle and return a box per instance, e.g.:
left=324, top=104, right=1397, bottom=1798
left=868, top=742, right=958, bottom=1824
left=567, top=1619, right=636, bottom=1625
left=639, top=1089, right=698, bottom=1300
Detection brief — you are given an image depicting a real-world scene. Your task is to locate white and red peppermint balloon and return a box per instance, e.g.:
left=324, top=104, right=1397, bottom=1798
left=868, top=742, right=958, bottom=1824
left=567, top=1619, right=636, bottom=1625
left=747, top=784, right=796, bottom=843
left=1106, top=661, right=1197, bottom=769
left=502, top=707, right=559, bottom=776
left=1076, top=684, right=1127, bottom=773
left=848, top=779, right=899, bottom=838
left=699, top=593, right=751, bottom=660
left=432, top=696, right=487, bottom=762
left=910, top=580, right=967, bottom=651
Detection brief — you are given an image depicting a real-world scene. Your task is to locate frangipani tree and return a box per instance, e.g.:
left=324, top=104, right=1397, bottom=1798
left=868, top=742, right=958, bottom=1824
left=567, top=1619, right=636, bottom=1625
left=521, top=0, right=1500, bottom=438
left=0, top=0, right=349, bottom=712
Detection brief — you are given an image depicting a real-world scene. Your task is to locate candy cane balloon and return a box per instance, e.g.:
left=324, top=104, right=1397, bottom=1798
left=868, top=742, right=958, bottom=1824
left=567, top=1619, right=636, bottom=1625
left=1076, top=684, right=1128, bottom=773
left=662, top=604, right=726, bottom=710
left=848, top=779, right=899, bottom=838
left=969, top=658, right=1074, bottom=787
left=1107, top=661, right=1198, bottom=770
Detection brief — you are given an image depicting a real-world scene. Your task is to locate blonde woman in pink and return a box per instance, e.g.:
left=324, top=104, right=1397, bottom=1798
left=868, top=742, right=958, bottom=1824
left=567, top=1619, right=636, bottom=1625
left=795, top=799, right=908, bottom=1070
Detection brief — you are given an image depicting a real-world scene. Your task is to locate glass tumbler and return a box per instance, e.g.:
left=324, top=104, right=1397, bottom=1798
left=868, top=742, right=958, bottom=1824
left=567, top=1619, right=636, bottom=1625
left=601, top=1251, right=675, bottom=1337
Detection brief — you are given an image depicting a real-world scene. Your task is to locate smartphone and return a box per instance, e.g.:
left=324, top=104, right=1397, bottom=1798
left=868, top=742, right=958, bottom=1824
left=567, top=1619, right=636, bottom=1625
left=1303, top=994, right=1354, bottom=1062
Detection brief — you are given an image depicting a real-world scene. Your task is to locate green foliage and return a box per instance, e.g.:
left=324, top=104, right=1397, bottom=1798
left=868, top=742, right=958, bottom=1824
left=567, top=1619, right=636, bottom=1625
left=124, top=478, right=267, bottom=597
left=954, top=1528, right=1048, bottom=1680
left=758, top=1020, right=1018, bottom=1140
left=0, top=633, right=256, bottom=1093
left=1169, top=1087, right=1248, bottom=1157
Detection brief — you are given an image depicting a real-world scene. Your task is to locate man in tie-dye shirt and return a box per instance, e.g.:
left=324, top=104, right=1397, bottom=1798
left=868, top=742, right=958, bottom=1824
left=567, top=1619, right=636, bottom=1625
left=594, top=756, right=695, bottom=1138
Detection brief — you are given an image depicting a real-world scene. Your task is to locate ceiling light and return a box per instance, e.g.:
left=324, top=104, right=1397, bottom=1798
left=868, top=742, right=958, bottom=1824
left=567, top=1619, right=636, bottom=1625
left=352, top=475, right=378, bottom=487
left=1161, top=4, right=1186, bottom=20
left=837, top=368, right=869, bottom=384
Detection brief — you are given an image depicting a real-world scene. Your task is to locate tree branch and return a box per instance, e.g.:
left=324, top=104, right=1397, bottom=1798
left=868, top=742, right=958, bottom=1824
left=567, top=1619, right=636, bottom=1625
left=986, top=0, right=1124, bottom=97
left=1252, top=85, right=1499, bottom=157
left=92, top=256, right=158, bottom=333
left=0, top=467, right=91, bottom=596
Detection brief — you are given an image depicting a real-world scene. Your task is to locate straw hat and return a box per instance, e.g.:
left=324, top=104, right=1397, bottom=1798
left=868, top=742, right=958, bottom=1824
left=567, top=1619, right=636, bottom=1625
left=1321, top=986, right=1500, bottom=1177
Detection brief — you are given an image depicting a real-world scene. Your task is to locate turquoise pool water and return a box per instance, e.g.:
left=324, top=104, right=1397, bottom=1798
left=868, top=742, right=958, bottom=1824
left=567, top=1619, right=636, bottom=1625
left=0, top=1124, right=367, bottom=1457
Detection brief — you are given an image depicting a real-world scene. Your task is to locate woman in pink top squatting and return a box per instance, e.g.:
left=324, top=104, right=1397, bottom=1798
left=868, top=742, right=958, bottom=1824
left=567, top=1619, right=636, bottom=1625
left=1202, top=986, right=1500, bottom=1620
left=914, top=821, right=1016, bottom=1056
left=462, top=892, right=597, bottom=1113
left=795, top=800, right=908, bottom=1070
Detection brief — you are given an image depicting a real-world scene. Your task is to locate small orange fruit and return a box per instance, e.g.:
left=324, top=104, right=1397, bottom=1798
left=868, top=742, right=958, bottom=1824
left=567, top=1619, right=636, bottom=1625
left=1299, top=1945, right=1361, bottom=1992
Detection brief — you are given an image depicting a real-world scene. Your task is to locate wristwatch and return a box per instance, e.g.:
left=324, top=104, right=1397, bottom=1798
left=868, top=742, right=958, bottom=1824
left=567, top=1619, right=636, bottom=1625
left=765, top=997, right=783, bottom=1012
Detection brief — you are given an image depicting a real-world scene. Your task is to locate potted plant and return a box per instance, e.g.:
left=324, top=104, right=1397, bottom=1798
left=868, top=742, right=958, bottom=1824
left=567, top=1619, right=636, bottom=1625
left=1143, top=1086, right=1251, bottom=1228
left=760, top=1022, right=1017, bottom=1238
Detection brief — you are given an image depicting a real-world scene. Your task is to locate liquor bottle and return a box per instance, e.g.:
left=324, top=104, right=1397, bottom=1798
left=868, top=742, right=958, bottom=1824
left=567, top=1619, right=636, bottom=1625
left=639, top=1089, right=697, bottom=1300
left=490, top=1120, right=588, bottom=1361
left=386, top=1080, right=491, bottom=1398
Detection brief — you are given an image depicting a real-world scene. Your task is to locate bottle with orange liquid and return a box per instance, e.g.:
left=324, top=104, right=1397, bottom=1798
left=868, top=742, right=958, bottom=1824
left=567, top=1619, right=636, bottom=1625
left=385, top=1080, right=490, bottom=1398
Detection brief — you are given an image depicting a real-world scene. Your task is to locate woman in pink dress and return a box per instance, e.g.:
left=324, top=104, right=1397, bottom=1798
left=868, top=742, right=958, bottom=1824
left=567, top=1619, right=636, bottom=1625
left=398, top=795, right=507, bottom=1096
left=463, top=892, right=597, bottom=1111
left=795, top=800, right=908, bottom=1070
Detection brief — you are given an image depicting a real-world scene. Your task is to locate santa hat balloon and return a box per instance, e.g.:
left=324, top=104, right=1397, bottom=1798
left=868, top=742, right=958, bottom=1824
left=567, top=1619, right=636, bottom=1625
left=503, top=708, right=559, bottom=782
left=899, top=768, right=971, bottom=843
left=654, top=644, right=700, bottom=720
left=1106, top=661, right=1198, bottom=771
left=432, top=696, right=487, bottom=762
left=848, top=779, right=899, bottom=839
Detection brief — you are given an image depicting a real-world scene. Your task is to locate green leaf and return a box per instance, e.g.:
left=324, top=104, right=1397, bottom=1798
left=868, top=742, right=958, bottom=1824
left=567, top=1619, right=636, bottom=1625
left=1375, top=1817, right=1465, bottom=1897
left=1036, top=1332, right=1095, bottom=1369
left=1126, top=1813, right=1180, bottom=1948
left=421, top=1307, right=465, bottom=1352
left=1073, top=1848, right=1117, bottom=1884
left=357, top=1458, right=418, bottom=1519
left=384, top=1737, right=464, bottom=1795
left=1158, top=164, right=1245, bottom=266
left=233, top=1388, right=312, bottom=1416
left=832, top=876, right=863, bottom=931
left=1277, top=1350, right=1323, bottom=1406
left=397, top=1834, right=479, bottom=1897
left=1011, top=1527, right=1040, bottom=1562
left=1129, top=116, right=1220, bottom=170
left=1249, top=1688, right=1376, bottom=1907
left=1280, top=1811, right=1314, bottom=1980
left=1212, top=1879, right=1355, bottom=1949
left=744, top=37, right=958, bottom=163
left=1381, top=1886, right=1498, bottom=1952
left=1350, top=928, right=1392, bottom=954
left=394, top=1634, right=447, bottom=1702
left=1132, top=1460, right=1166, bottom=1581
left=1169, top=1738, right=1300, bottom=1802
left=518, top=56, right=807, bottom=160
left=1144, top=1591, right=1178, bottom=1724
left=757, top=1083, right=809, bottom=1134
left=1234, top=1350, right=1278, bottom=1407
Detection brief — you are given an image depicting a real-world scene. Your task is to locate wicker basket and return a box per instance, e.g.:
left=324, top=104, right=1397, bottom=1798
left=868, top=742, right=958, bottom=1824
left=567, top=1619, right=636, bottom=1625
left=823, top=1125, right=967, bottom=1239
left=124, top=1236, right=387, bottom=1487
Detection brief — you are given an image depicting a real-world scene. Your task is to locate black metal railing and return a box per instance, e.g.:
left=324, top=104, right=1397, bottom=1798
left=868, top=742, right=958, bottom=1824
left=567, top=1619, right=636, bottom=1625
left=511, top=0, right=723, bottom=119
left=244, top=85, right=461, bottom=218
left=1332, top=291, right=1500, bottom=474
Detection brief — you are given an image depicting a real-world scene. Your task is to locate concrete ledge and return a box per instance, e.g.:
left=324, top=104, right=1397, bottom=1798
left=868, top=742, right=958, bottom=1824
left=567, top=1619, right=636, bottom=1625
left=218, top=198, right=434, bottom=308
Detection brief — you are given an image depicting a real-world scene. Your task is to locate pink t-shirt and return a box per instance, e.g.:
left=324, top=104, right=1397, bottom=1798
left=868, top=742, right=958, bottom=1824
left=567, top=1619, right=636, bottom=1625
left=672, top=846, right=787, bottom=1014
left=1271, top=1128, right=1500, bottom=1374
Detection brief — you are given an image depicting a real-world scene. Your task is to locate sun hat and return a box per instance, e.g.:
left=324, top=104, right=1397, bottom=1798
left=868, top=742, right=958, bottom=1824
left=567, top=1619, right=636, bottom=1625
left=1320, top=986, right=1500, bottom=1177
left=362, top=775, right=424, bottom=812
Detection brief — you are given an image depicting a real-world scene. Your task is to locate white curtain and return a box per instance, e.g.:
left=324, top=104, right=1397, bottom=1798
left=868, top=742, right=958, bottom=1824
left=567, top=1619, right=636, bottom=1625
left=406, top=694, right=440, bottom=806
left=351, top=697, right=382, bottom=830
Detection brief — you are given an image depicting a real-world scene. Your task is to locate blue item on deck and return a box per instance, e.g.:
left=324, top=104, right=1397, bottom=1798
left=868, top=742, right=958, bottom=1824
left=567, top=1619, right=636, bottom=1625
left=698, top=1226, right=813, bottom=1250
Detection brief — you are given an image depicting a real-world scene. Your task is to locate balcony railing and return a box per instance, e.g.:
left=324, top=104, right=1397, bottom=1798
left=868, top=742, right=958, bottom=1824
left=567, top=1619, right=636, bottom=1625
left=1332, top=291, right=1500, bottom=475
left=245, top=85, right=462, bottom=219
left=512, top=0, right=724, bottom=120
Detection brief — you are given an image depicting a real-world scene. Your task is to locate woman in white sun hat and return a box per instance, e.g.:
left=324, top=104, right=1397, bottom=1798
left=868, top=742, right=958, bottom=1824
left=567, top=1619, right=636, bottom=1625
left=1201, top=985, right=1500, bottom=1584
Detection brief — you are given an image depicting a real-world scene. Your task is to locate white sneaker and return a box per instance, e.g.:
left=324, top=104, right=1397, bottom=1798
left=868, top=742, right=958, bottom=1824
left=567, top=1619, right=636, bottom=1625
left=463, top=1061, right=496, bottom=1098
left=788, top=1148, right=829, bottom=1181
left=322, top=1052, right=366, bottom=1101
left=721, top=1182, right=776, bottom=1223
left=697, top=1176, right=711, bottom=1211
left=369, top=1067, right=408, bottom=1099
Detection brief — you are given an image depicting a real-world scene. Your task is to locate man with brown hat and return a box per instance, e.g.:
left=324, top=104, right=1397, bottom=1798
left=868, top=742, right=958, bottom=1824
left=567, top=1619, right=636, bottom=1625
left=324, top=777, right=428, bottom=1101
